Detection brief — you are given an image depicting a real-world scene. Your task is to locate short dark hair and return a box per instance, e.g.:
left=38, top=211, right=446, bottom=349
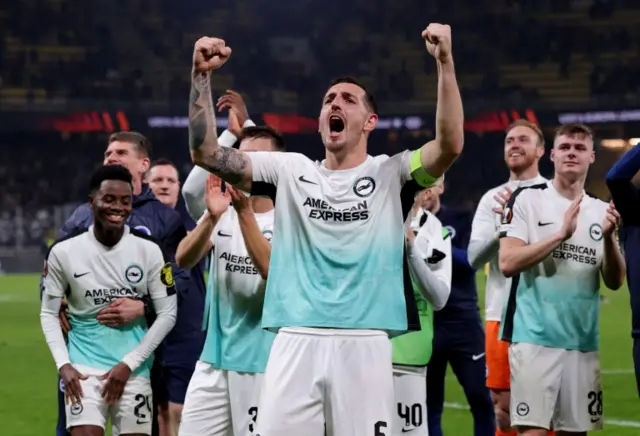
left=327, top=76, right=378, bottom=114
left=108, top=131, right=152, bottom=157
left=505, top=119, right=545, bottom=147
left=89, top=165, right=133, bottom=194
left=150, top=158, right=178, bottom=171
left=238, top=125, right=286, bottom=151
left=555, top=123, right=594, bottom=141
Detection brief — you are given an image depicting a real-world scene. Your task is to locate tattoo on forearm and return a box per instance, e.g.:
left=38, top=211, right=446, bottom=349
left=188, top=73, right=215, bottom=151
left=204, top=147, right=247, bottom=185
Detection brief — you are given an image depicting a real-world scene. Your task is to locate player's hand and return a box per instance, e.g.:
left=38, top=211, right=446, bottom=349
left=492, top=186, right=513, bottom=215
left=227, top=185, right=253, bottom=215
left=59, top=363, right=88, bottom=405
left=602, top=201, right=620, bottom=238
left=101, top=362, right=132, bottom=405
left=97, top=298, right=145, bottom=327
left=192, top=37, right=232, bottom=74
left=422, top=23, right=452, bottom=63
left=205, top=174, right=231, bottom=218
left=59, top=299, right=71, bottom=334
left=217, top=90, right=249, bottom=136
left=559, top=193, right=583, bottom=241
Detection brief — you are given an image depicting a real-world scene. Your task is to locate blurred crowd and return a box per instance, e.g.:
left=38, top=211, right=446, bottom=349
left=0, top=0, right=636, bottom=248
left=1, top=0, right=640, bottom=111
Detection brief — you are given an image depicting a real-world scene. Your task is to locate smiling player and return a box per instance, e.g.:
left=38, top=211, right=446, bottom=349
left=40, top=165, right=177, bottom=436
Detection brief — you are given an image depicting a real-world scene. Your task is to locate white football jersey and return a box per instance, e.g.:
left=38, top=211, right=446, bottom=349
left=499, top=180, right=608, bottom=350
left=41, top=225, right=176, bottom=376
left=199, top=207, right=276, bottom=373
left=471, top=175, right=547, bottom=322
left=248, top=151, right=439, bottom=334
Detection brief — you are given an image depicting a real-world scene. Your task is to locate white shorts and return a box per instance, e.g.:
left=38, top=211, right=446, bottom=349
left=256, top=327, right=394, bottom=436
left=393, top=366, right=428, bottom=436
left=179, top=361, right=263, bottom=436
left=509, top=342, right=603, bottom=432
left=65, top=364, right=152, bottom=435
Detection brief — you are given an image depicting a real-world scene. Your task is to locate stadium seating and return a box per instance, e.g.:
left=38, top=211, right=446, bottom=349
left=2, top=0, right=639, bottom=111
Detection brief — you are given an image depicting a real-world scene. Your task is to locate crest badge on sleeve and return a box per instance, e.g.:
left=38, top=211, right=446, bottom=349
left=160, top=262, right=174, bottom=287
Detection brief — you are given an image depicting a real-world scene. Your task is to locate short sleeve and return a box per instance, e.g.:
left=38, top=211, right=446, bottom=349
left=499, top=190, right=529, bottom=243
left=246, top=151, right=294, bottom=186
left=147, top=244, right=177, bottom=299
left=42, top=247, right=68, bottom=298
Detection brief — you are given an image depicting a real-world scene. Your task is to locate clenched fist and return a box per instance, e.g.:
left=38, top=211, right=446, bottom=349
left=193, top=37, right=232, bottom=74
left=422, top=23, right=452, bottom=63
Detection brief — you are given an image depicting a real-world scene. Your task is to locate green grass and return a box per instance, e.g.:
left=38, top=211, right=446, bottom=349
left=1, top=274, right=637, bottom=435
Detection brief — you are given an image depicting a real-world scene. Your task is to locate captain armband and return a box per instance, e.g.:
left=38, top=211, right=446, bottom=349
left=410, top=150, right=444, bottom=188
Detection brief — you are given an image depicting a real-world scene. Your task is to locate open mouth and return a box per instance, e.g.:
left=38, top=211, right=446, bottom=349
left=105, top=213, right=126, bottom=224
left=329, top=115, right=345, bottom=133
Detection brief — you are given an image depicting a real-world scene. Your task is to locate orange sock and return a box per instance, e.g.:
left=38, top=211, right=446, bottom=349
left=496, top=430, right=517, bottom=436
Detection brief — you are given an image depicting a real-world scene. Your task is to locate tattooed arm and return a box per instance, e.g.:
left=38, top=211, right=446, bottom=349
left=189, top=37, right=254, bottom=191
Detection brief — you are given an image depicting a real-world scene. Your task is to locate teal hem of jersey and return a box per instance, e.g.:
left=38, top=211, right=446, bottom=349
left=511, top=339, right=598, bottom=353
left=198, top=358, right=265, bottom=375
left=263, top=322, right=408, bottom=338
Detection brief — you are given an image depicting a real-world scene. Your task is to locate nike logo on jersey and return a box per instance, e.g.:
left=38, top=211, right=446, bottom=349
left=73, top=272, right=90, bottom=278
left=401, top=428, right=417, bottom=433
left=298, top=175, right=317, bottom=185
left=538, top=221, right=554, bottom=226
left=472, top=353, right=485, bottom=361
left=217, top=231, right=232, bottom=237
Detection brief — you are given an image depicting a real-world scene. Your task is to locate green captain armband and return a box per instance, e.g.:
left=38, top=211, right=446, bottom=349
left=410, top=149, right=440, bottom=188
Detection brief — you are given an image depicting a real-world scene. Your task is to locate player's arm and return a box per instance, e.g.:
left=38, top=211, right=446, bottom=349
left=121, top=249, right=178, bottom=373
left=498, top=192, right=576, bottom=277
left=600, top=203, right=626, bottom=290
left=415, top=24, right=464, bottom=184
left=175, top=211, right=218, bottom=268
left=183, top=111, right=256, bottom=220
left=407, top=223, right=452, bottom=310
left=188, top=37, right=254, bottom=191
left=606, top=144, right=640, bottom=224
left=468, top=192, right=501, bottom=269
left=601, top=232, right=625, bottom=290
left=39, top=248, right=71, bottom=369
left=229, top=186, right=272, bottom=280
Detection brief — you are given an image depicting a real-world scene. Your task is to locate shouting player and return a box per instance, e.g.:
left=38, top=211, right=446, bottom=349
left=187, top=23, right=463, bottom=435
left=499, top=123, right=626, bottom=435
left=420, top=183, right=495, bottom=436
left=176, top=126, right=283, bottom=436
left=40, top=165, right=178, bottom=436
left=468, top=120, right=547, bottom=436
left=392, top=188, right=452, bottom=436
left=605, top=142, right=640, bottom=397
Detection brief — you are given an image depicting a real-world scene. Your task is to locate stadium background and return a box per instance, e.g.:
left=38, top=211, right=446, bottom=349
left=0, top=0, right=638, bottom=434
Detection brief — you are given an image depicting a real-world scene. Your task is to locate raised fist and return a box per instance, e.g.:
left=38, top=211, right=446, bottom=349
left=193, top=37, right=232, bottom=74
left=422, top=23, right=452, bottom=63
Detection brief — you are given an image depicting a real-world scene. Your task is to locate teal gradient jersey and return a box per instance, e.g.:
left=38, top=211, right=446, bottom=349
left=247, top=151, right=440, bottom=336
left=499, top=182, right=609, bottom=351
left=199, top=208, right=276, bottom=373
left=41, top=226, right=177, bottom=377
